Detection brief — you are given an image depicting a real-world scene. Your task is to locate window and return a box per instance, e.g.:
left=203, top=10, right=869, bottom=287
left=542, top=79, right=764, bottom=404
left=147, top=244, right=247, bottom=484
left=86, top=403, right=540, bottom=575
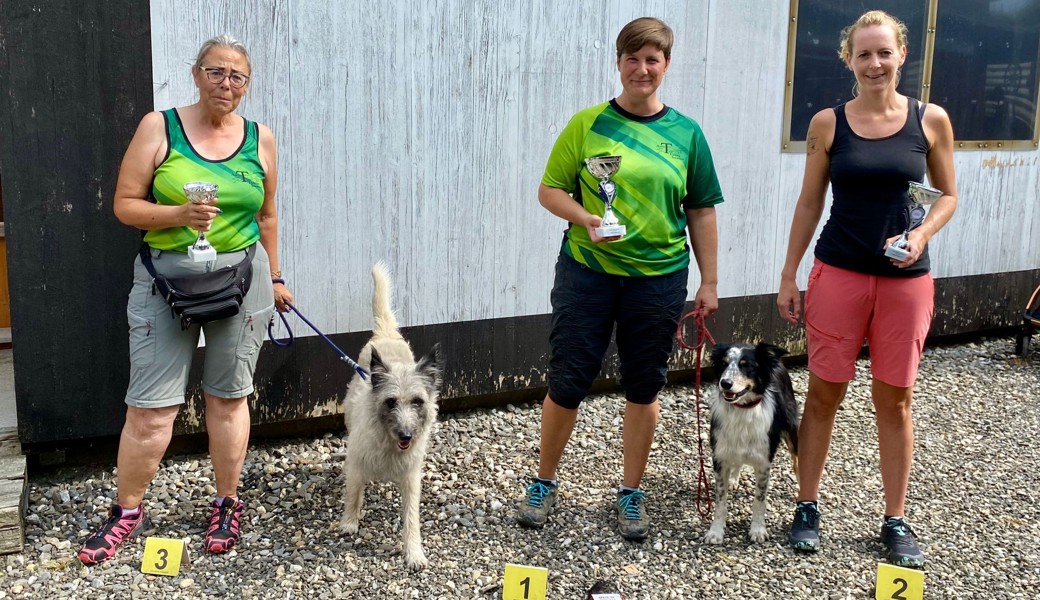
left=783, top=0, right=1040, bottom=151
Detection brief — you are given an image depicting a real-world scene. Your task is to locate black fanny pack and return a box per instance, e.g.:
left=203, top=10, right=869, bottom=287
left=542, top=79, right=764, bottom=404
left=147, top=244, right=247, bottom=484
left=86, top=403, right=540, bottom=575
left=140, top=243, right=255, bottom=330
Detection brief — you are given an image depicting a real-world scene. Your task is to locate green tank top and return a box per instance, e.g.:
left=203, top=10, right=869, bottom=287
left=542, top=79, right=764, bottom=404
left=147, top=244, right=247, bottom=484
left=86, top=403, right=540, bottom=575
left=145, top=108, right=265, bottom=252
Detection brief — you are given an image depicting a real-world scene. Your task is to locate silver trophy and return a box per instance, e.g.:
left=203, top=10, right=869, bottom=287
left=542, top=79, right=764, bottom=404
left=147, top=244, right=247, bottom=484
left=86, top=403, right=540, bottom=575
left=884, top=181, right=943, bottom=261
left=184, top=181, right=218, bottom=262
left=584, top=156, right=626, bottom=239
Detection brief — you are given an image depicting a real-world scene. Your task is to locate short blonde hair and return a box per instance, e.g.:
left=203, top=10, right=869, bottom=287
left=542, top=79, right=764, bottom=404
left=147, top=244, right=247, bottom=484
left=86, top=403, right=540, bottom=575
left=838, top=10, right=908, bottom=62
left=616, top=17, right=673, bottom=60
left=194, top=34, right=252, bottom=74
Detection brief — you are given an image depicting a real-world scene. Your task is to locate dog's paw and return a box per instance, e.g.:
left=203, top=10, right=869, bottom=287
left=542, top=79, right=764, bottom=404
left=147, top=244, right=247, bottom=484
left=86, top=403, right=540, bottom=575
left=749, top=526, right=769, bottom=543
left=703, top=527, right=725, bottom=545
left=339, top=516, right=359, bottom=535
left=403, top=548, right=428, bottom=571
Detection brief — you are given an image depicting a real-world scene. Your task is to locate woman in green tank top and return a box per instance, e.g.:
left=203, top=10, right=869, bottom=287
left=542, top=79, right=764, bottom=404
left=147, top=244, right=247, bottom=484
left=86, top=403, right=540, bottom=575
left=79, top=35, right=293, bottom=565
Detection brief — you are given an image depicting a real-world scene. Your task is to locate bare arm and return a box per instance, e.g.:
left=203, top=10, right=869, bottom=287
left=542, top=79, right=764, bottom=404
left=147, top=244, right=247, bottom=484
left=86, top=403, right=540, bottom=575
left=112, top=112, right=217, bottom=232
left=887, top=103, right=958, bottom=268
left=538, top=183, right=619, bottom=242
left=777, top=109, right=834, bottom=324
left=256, top=123, right=293, bottom=312
left=686, top=205, right=719, bottom=315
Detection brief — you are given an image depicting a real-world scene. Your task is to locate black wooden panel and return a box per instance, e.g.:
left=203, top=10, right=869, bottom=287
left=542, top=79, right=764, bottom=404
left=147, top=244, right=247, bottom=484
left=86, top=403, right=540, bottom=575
left=0, top=0, right=152, bottom=443
left=14, top=267, right=1039, bottom=449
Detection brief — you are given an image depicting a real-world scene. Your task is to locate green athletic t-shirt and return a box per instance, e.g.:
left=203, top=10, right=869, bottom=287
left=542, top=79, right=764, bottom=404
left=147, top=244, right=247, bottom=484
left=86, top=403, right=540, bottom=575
left=145, top=108, right=265, bottom=252
left=542, top=100, right=724, bottom=276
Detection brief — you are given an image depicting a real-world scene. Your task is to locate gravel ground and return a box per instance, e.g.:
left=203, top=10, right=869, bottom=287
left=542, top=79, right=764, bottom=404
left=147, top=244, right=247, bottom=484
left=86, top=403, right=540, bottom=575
left=3, top=335, right=1039, bottom=599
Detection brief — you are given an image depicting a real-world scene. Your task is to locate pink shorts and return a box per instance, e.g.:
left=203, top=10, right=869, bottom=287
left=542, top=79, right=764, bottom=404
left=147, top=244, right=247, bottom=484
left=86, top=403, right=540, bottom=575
left=804, top=259, right=934, bottom=388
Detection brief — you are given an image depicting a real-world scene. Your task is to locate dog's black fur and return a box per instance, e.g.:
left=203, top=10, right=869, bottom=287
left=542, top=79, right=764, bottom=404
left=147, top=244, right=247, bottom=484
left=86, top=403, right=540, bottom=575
left=703, top=341, right=800, bottom=544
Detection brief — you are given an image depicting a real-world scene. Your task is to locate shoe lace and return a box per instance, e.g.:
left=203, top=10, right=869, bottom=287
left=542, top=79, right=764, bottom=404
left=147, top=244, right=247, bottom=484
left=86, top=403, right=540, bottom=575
left=216, top=504, right=237, bottom=531
left=887, top=519, right=915, bottom=539
left=525, top=481, right=553, bottom=508
left=90, top=509, right=138, bottom=542
left=617, top=490, right=646, bottom=521
left=89, top=514, right=121, bottom=540
left=797, top=505, right=819, bottom=529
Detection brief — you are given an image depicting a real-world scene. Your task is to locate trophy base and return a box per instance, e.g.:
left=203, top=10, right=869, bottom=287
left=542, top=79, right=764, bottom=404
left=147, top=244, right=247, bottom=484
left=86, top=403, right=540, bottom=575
left=595, top=224, right=626, bottom=238
left=188, top=245, right=217, bottom=262
left=884, top=243, right=911, bottom=261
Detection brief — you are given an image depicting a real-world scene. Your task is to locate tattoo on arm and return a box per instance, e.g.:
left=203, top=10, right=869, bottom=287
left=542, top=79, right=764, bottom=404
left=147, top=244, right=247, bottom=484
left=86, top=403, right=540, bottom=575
left=807, top=135, right=819, bottom=156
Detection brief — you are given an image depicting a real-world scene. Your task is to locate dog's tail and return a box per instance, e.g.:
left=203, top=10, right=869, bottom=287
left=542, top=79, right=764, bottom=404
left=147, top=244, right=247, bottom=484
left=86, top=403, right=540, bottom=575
left=783, top=430, right=799, bottom=478
left=371, top=261, right=402, bottom=338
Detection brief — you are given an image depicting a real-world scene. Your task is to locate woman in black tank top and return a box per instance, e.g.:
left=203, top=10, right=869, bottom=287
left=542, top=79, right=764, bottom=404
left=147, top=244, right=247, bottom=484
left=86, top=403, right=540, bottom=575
left=775, top=10, right=958, bottom=568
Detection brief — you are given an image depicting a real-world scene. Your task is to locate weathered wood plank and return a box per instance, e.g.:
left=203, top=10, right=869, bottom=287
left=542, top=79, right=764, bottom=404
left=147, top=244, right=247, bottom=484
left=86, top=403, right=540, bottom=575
left=0, top=473, right=26, bottom=554
left=0, top=428, right=19, bottom=458
left=0, top=456, right=25, bottom=481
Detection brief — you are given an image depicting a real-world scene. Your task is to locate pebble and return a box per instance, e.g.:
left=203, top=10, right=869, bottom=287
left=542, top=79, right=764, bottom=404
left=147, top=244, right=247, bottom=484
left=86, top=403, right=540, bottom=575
left=6, top=336, right=1039, bottom=598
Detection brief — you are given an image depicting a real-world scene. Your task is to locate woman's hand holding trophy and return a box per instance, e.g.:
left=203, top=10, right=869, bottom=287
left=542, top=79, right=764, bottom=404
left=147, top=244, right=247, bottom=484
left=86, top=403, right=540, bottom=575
left=584, top=156, right=625, bottom=242
left=884, top=181, right=942, bottom=264
left=184, top=181, right=219, bottom=262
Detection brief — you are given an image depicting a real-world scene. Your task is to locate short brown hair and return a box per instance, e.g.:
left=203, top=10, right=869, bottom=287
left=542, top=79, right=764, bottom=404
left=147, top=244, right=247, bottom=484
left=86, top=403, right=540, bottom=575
left=838, top=10, right=908, bottom=62
left=616, top=17, right=673, bottom=60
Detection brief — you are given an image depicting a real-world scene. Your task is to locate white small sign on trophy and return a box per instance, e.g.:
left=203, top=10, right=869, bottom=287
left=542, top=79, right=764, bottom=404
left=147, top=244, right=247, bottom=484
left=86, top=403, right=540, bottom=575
left=584, top=156, right=626, bottom=239
left=884, top=181, right=942, bottom=261
left=184, top=181, right=218, bottom=262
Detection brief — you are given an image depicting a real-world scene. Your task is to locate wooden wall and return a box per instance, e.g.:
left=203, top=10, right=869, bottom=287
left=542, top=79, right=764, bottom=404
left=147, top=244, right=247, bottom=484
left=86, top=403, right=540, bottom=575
left=2, top=0, right=1037, bottom=445
left=0, top=0, right=154, bottom=444
left=150, top=0, right=1040, bottom=325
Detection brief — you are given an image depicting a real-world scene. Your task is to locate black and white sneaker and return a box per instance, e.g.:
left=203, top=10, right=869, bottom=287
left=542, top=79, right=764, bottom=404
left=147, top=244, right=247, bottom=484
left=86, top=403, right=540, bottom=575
left=881, top=516, right=925, bottom=568
left=789, top=501, right=820, bottom=552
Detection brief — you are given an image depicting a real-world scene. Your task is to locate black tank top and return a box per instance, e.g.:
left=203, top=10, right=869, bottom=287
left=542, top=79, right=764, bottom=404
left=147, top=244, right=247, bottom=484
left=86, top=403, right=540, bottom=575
left=815, top=98, right=930, bottom=277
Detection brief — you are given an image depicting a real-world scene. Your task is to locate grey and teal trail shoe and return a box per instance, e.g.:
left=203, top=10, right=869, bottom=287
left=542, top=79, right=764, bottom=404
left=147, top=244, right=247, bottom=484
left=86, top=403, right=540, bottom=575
left=516, top=478, right=558, bottom=528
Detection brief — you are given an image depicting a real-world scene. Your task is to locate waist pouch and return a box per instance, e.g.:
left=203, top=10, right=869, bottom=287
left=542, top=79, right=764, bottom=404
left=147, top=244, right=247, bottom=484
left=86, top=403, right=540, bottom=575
left=139, top=244, right=255, bottom=330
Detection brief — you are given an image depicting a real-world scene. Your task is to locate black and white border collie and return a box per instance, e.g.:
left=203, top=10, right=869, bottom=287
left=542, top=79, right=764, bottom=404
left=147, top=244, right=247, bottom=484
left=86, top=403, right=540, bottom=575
left=703, top=342, right=800, bottom=544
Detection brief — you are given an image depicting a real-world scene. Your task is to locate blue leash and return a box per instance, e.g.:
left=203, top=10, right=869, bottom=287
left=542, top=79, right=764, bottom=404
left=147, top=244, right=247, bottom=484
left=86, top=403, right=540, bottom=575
left=268, top=301, right=368, bottom=380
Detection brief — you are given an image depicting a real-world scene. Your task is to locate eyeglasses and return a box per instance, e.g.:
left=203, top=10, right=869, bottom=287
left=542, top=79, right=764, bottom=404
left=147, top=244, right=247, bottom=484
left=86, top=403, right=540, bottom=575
left=201, top=67, right=250, bottom=89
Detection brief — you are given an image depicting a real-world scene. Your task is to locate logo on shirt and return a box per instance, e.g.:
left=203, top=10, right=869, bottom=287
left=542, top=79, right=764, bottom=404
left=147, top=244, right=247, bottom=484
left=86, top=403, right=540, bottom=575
left=235, top=170, right=264, bottom=183
left=657, top=142, right=685, bottom=161
left=234, top=170, right=265, bottom=193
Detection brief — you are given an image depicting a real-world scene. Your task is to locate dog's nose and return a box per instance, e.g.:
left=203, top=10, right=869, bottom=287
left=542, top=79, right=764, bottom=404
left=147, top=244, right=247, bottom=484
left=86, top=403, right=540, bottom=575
left=720, top=379, right=732, bottom=390
left=398, top=433, right=413, bottom=442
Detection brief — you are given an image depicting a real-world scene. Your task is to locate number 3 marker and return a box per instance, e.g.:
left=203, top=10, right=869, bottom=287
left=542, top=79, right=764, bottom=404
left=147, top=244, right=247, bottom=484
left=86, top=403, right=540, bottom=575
left=141, top=537, right=190, bottom=577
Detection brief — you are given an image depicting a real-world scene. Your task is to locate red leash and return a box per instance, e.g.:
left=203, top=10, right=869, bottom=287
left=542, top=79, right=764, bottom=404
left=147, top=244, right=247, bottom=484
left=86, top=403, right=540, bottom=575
left=676, top=308, right=716, bottom=520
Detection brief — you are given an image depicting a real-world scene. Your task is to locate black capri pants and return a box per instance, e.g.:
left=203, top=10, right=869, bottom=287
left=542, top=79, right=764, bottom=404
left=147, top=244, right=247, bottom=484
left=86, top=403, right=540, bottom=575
left=547, top=252, right=688, bottom=409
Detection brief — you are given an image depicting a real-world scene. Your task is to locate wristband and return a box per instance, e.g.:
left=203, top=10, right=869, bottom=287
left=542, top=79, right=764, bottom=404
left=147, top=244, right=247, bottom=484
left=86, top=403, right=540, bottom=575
left=272, top=277, right=286, bottom=285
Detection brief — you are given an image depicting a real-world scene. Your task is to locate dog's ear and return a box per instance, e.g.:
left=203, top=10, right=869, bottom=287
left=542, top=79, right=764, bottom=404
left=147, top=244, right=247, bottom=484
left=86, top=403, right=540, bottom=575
left=369, top=347, right=389, bottom=389
left=709, top=343, right=730, bottom=370
left=757, top=341, right=786, bottom=359
left=416, top=343, right=443, bottom=391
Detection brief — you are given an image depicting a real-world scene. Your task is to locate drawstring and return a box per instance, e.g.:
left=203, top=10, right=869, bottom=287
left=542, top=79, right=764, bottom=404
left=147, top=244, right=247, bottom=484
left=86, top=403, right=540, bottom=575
left=268, top=302, right=368, bottom=380
left=676, top=307, right=716, bottom=520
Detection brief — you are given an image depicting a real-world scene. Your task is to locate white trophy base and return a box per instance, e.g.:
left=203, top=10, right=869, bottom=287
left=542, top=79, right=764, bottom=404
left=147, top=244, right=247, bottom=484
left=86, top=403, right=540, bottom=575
left=884, top=242, right=911, bottom=261
left=595, top=224, right=626, bottom=238
left=188, top=244, right=217, bottom=262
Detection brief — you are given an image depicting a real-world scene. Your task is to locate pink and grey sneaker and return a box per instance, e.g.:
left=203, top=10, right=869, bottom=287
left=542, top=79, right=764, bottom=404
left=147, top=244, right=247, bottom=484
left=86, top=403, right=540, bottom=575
left=78, top=504, right=146, bottom=565
left=205, top=497, right=244, bottom=553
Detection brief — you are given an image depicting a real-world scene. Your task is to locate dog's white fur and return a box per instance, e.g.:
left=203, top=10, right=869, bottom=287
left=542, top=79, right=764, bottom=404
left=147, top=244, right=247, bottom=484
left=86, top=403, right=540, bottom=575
left=339, top=262, right=442, bottom=570
left=704, top=343, right=800, bottom=545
